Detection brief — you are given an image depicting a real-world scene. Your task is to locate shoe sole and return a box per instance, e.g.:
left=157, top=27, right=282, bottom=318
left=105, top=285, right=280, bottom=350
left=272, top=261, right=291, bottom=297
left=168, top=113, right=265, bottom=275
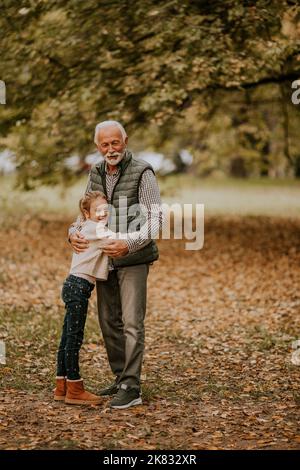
left=110, top=397, right=142, bottom=409
left=65, top=398, right=102, bottom=405
left=54, top=395, right=66, bottom=401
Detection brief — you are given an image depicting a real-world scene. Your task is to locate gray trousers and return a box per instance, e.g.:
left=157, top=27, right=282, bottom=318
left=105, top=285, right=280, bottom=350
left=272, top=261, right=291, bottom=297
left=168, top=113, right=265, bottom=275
left=96, top=263, right=150, bottom=390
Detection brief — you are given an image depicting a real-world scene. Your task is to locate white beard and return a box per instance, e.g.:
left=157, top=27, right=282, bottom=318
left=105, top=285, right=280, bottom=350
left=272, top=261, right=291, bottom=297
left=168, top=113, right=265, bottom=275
left=104, top=149, right=126, bottom=166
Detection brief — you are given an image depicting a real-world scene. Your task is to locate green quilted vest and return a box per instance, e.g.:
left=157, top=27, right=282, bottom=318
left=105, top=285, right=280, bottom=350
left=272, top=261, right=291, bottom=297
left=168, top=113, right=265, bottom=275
left=89, top=150, right=159, bottom=268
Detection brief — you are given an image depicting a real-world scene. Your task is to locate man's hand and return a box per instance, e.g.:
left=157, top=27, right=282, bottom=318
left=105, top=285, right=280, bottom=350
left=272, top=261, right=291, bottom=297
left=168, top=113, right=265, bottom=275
left=69, top=231, right=89, bottom=254
left=102, top=239, right=129, bottom=258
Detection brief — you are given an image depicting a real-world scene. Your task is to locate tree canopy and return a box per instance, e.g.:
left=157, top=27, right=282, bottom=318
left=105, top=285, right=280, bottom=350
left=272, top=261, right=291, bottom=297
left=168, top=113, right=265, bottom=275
left=1, top=0, right=300, bottom=187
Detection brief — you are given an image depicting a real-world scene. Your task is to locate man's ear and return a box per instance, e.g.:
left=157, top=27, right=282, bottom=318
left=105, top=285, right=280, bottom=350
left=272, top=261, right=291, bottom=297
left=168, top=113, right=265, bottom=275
left=124, top=136, right=128, bottom=146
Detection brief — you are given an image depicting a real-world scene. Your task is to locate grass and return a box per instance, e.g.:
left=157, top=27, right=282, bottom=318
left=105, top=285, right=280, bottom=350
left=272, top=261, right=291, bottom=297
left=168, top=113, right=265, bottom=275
left=246, top=325, right=295, bottom=352
left=140, top=383, right=163, bottom=402
left=1, top=174, right=300, bottom=226
left=0, top=174, right=85, bottom=223
left=202, top=380, right=231, bottom=398
left=159, top=174, right=300, bottom=218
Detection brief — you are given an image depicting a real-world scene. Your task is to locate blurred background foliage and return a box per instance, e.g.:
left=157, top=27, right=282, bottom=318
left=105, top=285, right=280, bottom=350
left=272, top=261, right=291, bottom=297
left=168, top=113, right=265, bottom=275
left=0, top=0, right=300, bottom=189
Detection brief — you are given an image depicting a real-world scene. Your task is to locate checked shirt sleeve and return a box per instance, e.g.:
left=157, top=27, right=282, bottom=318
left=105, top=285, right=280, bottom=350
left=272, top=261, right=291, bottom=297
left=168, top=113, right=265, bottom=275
left=125, top=169, right=164, bottom=254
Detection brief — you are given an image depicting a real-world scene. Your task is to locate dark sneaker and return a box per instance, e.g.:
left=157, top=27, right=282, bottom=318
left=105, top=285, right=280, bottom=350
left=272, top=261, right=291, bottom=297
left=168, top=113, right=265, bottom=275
left=98, top=382, right=119, bottom=396
left=110, top=384, right=142, bottom=409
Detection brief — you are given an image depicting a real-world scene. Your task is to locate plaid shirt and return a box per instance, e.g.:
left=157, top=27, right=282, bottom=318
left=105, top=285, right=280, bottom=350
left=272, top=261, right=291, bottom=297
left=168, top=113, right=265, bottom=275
left=69, top=159, right=163, bottom=269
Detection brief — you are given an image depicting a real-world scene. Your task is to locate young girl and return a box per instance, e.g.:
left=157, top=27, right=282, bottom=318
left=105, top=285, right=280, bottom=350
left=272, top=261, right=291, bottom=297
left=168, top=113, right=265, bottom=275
left=54, top=190, right=124, bottom=405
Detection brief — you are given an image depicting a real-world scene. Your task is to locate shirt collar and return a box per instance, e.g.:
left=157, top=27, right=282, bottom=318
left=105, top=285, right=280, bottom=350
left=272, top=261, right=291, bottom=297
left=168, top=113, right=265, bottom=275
left=104, top=161, right=121, bottom=175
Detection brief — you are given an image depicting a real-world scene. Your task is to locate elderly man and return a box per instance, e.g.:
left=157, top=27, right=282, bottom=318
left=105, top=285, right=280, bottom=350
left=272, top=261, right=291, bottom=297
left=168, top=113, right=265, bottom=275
left=69, top=120, right=163, bottom=409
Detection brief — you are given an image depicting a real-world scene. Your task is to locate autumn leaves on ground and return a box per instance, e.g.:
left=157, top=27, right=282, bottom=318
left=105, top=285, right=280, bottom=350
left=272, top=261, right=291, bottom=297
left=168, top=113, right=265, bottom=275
left=0, top=203, right=300, bottom=449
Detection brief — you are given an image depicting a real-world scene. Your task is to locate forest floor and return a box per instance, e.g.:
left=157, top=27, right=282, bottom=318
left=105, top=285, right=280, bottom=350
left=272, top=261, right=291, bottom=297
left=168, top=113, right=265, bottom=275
left=1, top=211, right=300, bottom=450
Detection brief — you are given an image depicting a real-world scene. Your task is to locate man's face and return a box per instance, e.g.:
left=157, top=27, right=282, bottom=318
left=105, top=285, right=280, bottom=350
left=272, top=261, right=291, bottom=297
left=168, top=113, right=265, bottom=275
left=96, top=126, right=128, bottom=166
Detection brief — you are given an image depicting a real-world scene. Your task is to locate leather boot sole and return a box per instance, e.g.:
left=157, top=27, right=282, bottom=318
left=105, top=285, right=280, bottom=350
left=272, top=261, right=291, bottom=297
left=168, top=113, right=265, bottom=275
left=65, top=397, right=102, bottom=405
left=54, top=395, right=66, bottom=401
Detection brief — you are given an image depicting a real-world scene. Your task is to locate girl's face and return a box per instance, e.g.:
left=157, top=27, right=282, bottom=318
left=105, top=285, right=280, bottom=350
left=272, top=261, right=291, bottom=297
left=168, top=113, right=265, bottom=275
left=84, top=197, right=109, bottom=222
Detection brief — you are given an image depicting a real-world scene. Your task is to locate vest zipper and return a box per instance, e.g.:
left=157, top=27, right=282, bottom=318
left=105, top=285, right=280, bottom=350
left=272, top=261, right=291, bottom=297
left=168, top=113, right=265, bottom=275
left=110, top=169, right=123, bottom=269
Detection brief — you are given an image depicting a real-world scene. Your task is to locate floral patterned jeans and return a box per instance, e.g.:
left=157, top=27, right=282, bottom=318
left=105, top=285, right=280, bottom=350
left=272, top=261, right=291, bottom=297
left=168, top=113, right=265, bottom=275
left=56, top=274, right=94, bottom=380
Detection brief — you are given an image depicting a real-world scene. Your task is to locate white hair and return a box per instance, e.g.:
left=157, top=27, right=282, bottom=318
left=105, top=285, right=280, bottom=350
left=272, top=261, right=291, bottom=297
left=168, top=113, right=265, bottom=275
left=94, top=120, right=127, bottom=144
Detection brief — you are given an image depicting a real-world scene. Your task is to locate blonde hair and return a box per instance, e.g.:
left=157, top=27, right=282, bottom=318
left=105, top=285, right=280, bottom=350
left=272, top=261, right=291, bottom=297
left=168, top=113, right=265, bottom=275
left=79, top=191, right=107, bottom=220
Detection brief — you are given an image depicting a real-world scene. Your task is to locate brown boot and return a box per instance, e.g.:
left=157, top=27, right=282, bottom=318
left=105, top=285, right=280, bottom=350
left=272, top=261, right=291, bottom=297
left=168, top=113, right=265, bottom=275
left=65, top=379, right=102, bottom=405
left=54, top=377, right=66, bottom=401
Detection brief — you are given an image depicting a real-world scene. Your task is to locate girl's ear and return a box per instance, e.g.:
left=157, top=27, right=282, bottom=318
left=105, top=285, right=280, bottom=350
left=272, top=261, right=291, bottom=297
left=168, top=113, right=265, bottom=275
left=83, top=209, right=90, bottom=219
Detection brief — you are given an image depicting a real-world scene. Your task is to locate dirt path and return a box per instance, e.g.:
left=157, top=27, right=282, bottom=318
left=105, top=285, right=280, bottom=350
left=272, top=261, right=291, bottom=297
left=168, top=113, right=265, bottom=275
left=0, top=215, right=300, bottom=449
